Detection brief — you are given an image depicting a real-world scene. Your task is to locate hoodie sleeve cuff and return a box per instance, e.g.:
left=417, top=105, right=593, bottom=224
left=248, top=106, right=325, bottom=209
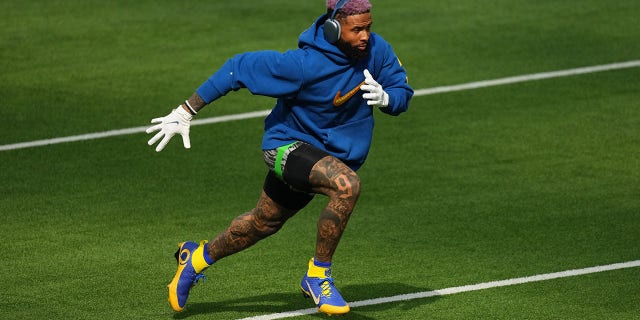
left=196, top=60, right=235, bottom=104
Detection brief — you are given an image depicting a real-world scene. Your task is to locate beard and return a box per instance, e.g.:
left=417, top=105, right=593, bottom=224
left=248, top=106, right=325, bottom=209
left=336, top=39, right=370, bottom=60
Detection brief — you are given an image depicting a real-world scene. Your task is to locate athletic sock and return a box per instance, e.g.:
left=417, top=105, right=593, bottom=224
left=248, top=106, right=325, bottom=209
left=202, top=246, right=215, bottom=265
left=313, top=257, right=332, bottom=268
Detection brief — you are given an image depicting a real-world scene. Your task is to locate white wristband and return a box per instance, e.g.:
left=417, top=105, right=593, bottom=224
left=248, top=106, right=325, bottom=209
left=184, top=100, right=197, bottom=115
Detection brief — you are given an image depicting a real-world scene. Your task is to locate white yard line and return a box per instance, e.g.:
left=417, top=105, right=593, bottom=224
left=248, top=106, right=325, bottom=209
left=1, top=60, right=638, bottom=152
left=0, top=110, right=272, bottom=152
left=413, top=60, right=640, bottom=96
left=237, top=260, right=640, bottom=320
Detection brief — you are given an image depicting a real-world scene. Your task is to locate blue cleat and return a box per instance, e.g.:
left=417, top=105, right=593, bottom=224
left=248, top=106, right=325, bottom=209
left=300, top=258, right=350, bottom=316
left=167, top=241, right=211, bottom=312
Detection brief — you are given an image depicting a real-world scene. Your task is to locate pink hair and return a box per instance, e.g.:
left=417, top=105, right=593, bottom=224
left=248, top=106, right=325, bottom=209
left=326, top=0, right=372, bottom=15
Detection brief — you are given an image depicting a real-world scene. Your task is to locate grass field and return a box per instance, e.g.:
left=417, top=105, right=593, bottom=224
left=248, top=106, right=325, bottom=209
left=1, top=0, right=639, bottom=319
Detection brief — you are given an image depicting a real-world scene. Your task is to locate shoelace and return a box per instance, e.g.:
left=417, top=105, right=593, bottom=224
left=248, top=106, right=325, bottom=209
left=193, top=273, right=207, bottom=285
left=319, top=279, right=333, bottom=298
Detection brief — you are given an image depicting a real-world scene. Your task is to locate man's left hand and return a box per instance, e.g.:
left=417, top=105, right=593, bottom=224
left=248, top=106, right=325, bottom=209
left=361, top=69, right=389, bottom=108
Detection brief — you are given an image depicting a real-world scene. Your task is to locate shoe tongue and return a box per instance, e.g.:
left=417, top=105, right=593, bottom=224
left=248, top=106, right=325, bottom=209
left=308, top=263, right=332, bottom=278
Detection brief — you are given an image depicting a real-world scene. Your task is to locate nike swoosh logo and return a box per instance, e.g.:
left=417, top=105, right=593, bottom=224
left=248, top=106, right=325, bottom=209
left=167, top=121, right=179, bottom=125
left=333, top=80, right=366, bottom=107
left=305, top=280, right=321, bottom=305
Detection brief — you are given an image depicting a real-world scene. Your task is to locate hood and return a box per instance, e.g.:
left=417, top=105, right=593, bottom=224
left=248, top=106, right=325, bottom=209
left=298, top=14, right=352, bottom=65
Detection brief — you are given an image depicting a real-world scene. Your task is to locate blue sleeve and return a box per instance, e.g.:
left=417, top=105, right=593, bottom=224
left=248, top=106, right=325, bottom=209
left=372, top=37, right=413, bottom=116
left=196, top=50, right=304, bottom=103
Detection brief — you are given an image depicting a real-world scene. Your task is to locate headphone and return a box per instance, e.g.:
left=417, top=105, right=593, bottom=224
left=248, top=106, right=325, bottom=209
left=324, top=0, right=352, bottom=43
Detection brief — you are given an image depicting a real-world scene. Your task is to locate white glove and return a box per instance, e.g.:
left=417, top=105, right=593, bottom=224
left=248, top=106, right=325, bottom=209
left=361, top=69, right=389, bottom=108
left=146, top=106, right=192, bottom=152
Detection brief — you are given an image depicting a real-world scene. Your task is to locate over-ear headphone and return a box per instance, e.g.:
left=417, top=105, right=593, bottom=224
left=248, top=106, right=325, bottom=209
left=324, top=0, right=352, bottom=43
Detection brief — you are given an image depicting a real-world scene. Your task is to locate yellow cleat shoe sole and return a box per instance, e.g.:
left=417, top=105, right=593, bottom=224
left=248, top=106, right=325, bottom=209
left=318, top=304, right=350, bottom=316
left=167, top=242, right=187, bottom=312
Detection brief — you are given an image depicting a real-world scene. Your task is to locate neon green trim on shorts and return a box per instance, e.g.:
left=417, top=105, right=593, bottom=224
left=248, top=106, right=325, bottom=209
left=274, top=142, right=297, bottom=179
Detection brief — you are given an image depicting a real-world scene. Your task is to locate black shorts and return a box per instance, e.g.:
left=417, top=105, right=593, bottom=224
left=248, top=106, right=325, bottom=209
left=262, top=142, right=330, bottom=211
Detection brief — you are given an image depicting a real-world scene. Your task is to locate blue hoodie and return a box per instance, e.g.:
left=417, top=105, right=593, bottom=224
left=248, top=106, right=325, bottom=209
left=196, top=14, right=413, bottom=170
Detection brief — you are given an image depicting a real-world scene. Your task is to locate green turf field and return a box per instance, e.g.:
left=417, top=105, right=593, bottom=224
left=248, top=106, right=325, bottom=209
left=1, top=1, right=639, bottom=319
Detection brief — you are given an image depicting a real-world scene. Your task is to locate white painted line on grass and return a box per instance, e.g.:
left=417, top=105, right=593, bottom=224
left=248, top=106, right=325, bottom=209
left=237, top=260, right=640, bottom=320
left=0, top=110, right=271, bottom=152
left=414, top=60, right=640, bottom=96
left=1, top=60, right=638, bottom=152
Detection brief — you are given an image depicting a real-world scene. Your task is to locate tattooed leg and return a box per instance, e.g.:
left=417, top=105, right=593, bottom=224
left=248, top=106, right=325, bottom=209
left=309, top=156, right=361, bottom=263
left=206, top=191, right=297, bottom=261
